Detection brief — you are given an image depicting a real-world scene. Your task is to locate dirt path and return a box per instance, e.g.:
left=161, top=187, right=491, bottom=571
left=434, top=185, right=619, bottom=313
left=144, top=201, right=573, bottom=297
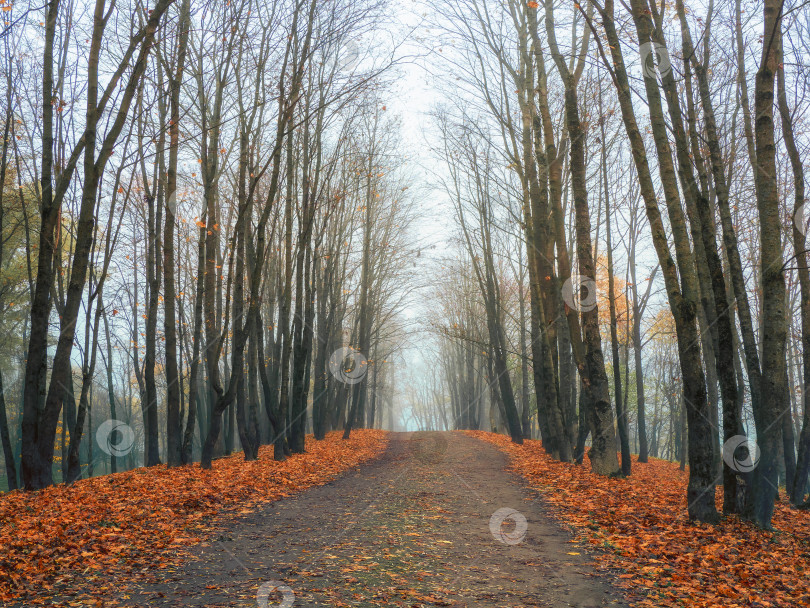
left=118, top=432, right=629, bottom=607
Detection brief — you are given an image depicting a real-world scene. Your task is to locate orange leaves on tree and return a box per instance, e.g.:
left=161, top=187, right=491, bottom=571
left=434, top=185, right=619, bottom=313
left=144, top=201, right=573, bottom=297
left=469, top=431, right=810, bottom=608
left=0, top=430, right=388, bottom=605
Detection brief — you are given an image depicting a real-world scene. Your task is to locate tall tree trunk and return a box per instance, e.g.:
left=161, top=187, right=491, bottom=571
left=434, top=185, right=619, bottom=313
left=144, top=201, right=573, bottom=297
left=19, top=0, right=62, bottom=491
left=780, top=48, right=810, bottom=506
left=669, top=0, right=743, bottom=512
left=0, top=59, right=18, bottom=491
left=0, top=370, right=17, bottom=490
left=344, top=131, right=377, bottom=439
left=518, top=18, right=569, bottom=457
left=530, top=18, right=582, bottom=453
left=143, top=127, right=163, bottom=468
left=586, top=0, right=719, bottom=520
left=182, top=223, right=206, bottom=464
left=163, top=0, right=190, bottom=467
left=66, top=303, right=101, bottom=483
left=630, top=259, right=649, bottom=464
left=750, top=0, right=787, bottom=529
left=545, top=2, right=618, bottom=475
left=603, top=114, right=630, bottom=475
left=518, top=267, right=531, bottom=440
left=101, top=299, right=118, bottom=473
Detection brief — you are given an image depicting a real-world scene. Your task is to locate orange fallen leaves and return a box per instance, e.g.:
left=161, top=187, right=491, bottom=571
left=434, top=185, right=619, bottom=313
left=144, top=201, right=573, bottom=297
left=0, top=430, right=388, bottom=605
left=470, top=431, right=810, bottom=608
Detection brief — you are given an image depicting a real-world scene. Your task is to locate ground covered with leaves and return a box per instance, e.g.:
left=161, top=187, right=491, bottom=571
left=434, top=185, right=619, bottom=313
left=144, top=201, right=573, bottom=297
left=0, top=430, right=388, bottom=605
left=98, top=431, right=628, bottom=608
left=471, top=431, right=810, bottom=608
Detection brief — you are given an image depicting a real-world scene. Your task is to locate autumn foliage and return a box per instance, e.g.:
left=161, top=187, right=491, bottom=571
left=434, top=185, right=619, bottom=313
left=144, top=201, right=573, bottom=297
left=470, top=431, right=810, bottom=608
left=0, top=430, right=388, bottom=605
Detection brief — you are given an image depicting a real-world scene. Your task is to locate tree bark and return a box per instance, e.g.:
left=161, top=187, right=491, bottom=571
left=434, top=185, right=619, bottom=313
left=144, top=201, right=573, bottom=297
left=749, top=0, right=787, bottom=529
left=779, top=45, right=810, bottom=506
left=163, top=0, right=190, bottom=467
left=585, top=0, right=719, bottom=520
left=545, top=2, right=618, bottom=475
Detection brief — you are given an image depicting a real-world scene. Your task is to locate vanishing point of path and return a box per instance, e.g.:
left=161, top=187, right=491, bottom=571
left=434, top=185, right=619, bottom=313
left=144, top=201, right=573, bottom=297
left=119, top=432, right=630, bottom=607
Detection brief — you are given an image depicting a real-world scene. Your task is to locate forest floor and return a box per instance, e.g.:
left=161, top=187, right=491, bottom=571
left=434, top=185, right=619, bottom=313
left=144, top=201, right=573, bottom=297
left=474, top=431, right=810, bottom=608
left=0, top=430, right=388, bottom=606
left=8, top=431, right=804, bottom=608
left=102, top=432, right=627, bottom=608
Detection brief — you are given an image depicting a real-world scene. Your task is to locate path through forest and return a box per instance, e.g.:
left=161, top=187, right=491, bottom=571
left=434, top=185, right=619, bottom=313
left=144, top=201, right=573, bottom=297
left=116, top=433, right=628, bottom=607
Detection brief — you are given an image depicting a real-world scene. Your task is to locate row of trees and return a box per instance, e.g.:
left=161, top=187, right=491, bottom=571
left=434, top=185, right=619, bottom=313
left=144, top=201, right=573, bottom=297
left=4, top=0, right=810, bottom=536
left=0, top=0, right=416, bottom=492
left=424, top=0, right=810, bottom=529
